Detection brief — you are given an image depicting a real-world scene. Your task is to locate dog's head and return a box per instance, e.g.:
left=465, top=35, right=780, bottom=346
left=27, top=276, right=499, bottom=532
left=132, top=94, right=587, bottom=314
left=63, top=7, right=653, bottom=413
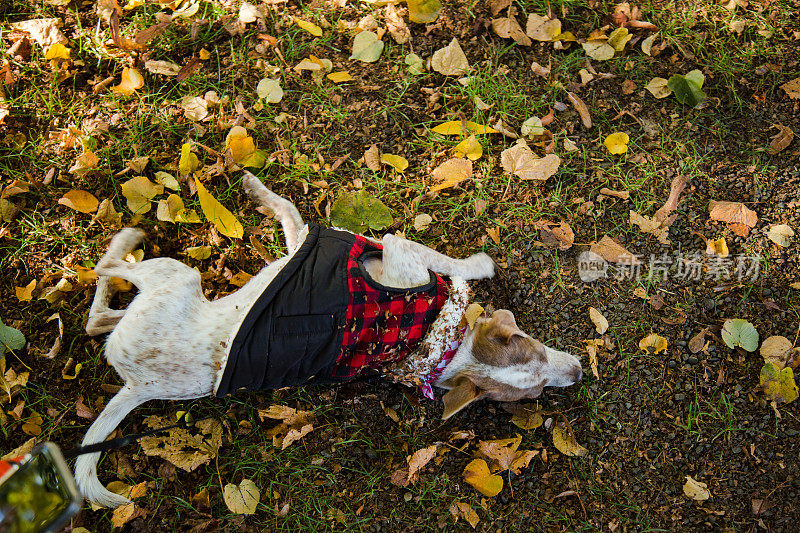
left=435, top=309, right=582, bottom=419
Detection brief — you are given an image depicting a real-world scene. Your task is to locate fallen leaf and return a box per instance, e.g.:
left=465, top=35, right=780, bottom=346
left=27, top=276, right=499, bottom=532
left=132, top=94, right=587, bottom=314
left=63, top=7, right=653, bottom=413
left=431, top=38, right=469, bottom=76
left=327, top=71, right=353, bottom=83
left=256, top=78, right=283, bottom=103
left=139, top=417, right=222, bottom=471
left=463, top=303, right=484, bottom=330
left=10, top=18, right=67, bottom=47
left=432, top=121, right=497, bottom=135
left=186, top=245, right=212, bottom=260
left=645, top=77, right=672, bottom=98
left=157, top=194, right=186, bottom=222
left=668, top=70, right=706, bottom=107
left=683, top=476, right=711, bottom=501
left=492, top=17, right=531, bottom=46
left=590, top=235, right=639, bottom=264
left=453, top=135, right=483, bottom=160
left=431, top=157, right=473, bottom=191
left=505, top=402, right=543, bottom=430
left=721, top=318, right=758, bottom=352
left=405, top=53, right=424, bottom=75
left=413, top=213, right=432, bottom=232
left=121, top=176, right=163, bottom=214
left=604, top=132, right=629, bottom=154
left=588, top=307, right=608, bottom=334
left=584, top=339, right=603, bottom=378
left=223, top=479, right=260, bottom=515
left=15, top=280, right=36, bottom=301
left=194, top=177, right=244, bottom=239
left=364, top=144, right=381, bottom=171
left=111, top=67, right=144, bottom=96
left=708, top=200, right=757, bottom=228
left=69, top=151, right=100, bottom=175
left=380, top=154, right=408, bottom=172
left=582, top=40, right=615, bottom=61
left=111, top=502, right=146, bottom=528
left=641, top=33, right=658, bottom=55
left=534, top=220, right=574, bottom=250
left=462, top=459, right=503, bottom=497
left=61, top=357, right=82, bottom=379
left=385, top=3, right=410, bottom=44
left=154, top=171, right=180, bottom=191
left=704, top=236, right=729, bottom=257
left=144, top=60, right=181, bottom=76
left=500, top=145, right=560, bottom=181
left=390, top=445, right=437, bottom=487
left=94, top=199, right=123, bottom=227
left=630, top=211, right=668, bottom=244
left=552, top=424, right=588, bottom=456
left=179, top=142, right=200, bottom=175
left=766, top=224, right=794, bottom=247
left=688, top=328, right=709, bottom=354
left=350, top=31, right=384, bottom=63
left=526, top=14, right=561, bottom=41
left=779, top=77, right=800, bottom=99
left=58, top=190, right=99, bottom=213
left=760, top=363, right=798, bottom=403
left=294, top=17, right=322, bottom=36
left=406, top=0, right=441, bottom=23
left=599, top=188, right=629, bottom=200
left=225, top=126, right=264, bottom=168
left=330, top=191, right=392, bottom=233
left=768, top=124, right=793, bottom=153
left=238, top=2, right=262, bottom=23
left=760, top=336, right=795, bottom=368
left=450, top=501, right=480, bottom=528
left=181, top=95, right=208, bottom=122
left=567, top=92, right=592, bottom=128
left=639, top=333, right=668, bottom=354
left=520, top=116, right=544, bottom=138
left=258, top=405, right=315, bottom=449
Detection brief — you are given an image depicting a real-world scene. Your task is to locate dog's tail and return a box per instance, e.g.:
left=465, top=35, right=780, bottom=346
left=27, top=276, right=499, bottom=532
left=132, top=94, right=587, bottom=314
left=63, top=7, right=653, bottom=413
left=74, top=386, right=150, bottom=508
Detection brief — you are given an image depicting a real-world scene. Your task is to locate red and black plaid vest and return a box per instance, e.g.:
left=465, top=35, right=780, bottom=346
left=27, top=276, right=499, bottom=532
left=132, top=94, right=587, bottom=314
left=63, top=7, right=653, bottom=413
left=215, top=224, right=449, bottom=397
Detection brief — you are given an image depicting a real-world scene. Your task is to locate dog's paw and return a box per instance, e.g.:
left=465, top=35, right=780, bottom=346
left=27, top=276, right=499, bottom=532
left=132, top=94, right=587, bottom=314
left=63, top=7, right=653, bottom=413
left=468, top=253, right=495, bottom=279
left=241, top=171, right=264, bottom=196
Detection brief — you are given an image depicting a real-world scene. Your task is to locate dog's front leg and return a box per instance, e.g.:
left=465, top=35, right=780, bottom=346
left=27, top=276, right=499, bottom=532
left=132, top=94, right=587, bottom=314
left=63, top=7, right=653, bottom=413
left=378, top=234, right=495, bottom=288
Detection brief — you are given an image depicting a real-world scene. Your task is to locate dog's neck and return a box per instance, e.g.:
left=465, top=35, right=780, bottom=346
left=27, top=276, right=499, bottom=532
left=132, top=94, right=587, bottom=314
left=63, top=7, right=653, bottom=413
left=383, top=277, right=470, bottom=395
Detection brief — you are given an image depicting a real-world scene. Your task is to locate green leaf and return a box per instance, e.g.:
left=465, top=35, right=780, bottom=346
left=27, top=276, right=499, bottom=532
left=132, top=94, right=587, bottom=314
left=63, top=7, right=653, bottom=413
left=406, top=0, right=441, bottom=23
left=349, top=31, right=384, bottom=63
left=330, top=191, right=392, bottom=234
left=760, top=363, right=798, bottom=404
left=721, top=318, right=759, bottom=352
left=667, top=71, right=706, bottom=107
left=0, top=317, right=26, bottom=356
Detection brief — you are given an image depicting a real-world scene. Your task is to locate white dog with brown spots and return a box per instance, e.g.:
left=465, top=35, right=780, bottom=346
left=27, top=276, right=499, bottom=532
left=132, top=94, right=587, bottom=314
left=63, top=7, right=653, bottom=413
left=76, top=172, right=582, bottom=508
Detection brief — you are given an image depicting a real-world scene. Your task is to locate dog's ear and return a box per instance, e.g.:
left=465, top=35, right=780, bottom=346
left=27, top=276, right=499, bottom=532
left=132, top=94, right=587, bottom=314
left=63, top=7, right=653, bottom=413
left=489, top=323, right=526, bottom=344
left=441, top=376, right=486, bottom=420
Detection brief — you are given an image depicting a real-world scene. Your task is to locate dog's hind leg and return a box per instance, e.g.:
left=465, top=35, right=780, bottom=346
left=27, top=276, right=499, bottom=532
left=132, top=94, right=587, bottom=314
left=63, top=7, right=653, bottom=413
left=241, top=171, right=305, bottom=254
left=85, top=228, right=146, bottom=336
left=74, top=385, right=152, bottom=508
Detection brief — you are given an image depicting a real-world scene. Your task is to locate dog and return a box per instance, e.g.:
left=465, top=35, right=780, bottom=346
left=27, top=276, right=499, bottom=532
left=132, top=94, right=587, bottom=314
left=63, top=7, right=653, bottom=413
left=75, top=172, right=582, bottom=508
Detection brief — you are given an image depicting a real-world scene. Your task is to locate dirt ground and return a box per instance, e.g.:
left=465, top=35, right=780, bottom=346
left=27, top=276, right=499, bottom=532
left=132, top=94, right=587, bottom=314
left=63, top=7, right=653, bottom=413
left=1, top=0, right=800, bottom=531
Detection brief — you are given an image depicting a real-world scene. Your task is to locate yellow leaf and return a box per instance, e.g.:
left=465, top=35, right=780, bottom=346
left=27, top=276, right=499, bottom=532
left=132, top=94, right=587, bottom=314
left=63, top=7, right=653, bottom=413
left=453, top=134, right=482, bottom=160
left=430, top=157, right=473, bottom=192
left=223, top=479, right=260, bottom=515
left=683, top=476, right=711, bottom=501
left=45, top=43, right=70, bottom=60
left=608, top=27, right=632, bottom=51
left=225, top=126, right=257, bottom=165
left=156, top=194, right=185, bottom=222
left=462, top=459, right=503, bottom=497
left=406, top=0, right=441, bottom=23
left=294, top=17, right=323, bottom=37
left=187, top=245, right=212, bottom=260
left=175, top=208, right=201, bottom=223
left=111, top=67, right=144, bottom=96
left=68, top=151, right=99, bottom=175
left=433, top=121, right=498, bottom=135
left=463, top=303, right=484, bottom=330
left=705, top=237, right=729, bottom=257
left=199, top=48, right=211, bottom=60
left=552, top=424, right=588, bottom=456
left=380, top=154, right=408, bottom=172
left=15, top=279, right=36, bottom=301
left=327, top=71, right=353, bottom=83
left=58, top=190, right=99, bottom=213
left=194, top=177, right=243, bottom=239
left=760, top=363, right=798, bottom=403
left=230, top=271, right=253, bottom=287
left=526, top=14, right=561, bottom=41
left=179, top=142, right=200, bottom=175
left=121, top=176, right=163, bottom=214
left=639, top=333, right=668, bottom=354
left=604, top=132, right=629, bottom=154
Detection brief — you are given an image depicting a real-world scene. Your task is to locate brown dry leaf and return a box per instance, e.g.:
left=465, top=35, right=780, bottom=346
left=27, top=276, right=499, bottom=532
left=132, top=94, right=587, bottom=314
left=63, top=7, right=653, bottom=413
left=492, top=17, right=531, bottom=46
left=121, top=176, right=163, bottom=214
left=683, top=476, right=711, bottom=501
left=431, top=158, right=473, bottom=192
left=769, top=124, right=794, bottom=153
left=688, top=328, right=709, bottom=354
left=489, top=0, right=511, bottom=15
left=229, top=271, right=252, bottom=287
left=621, top=79, right=637, bottom=95
left=10, top=18, right=67, bottom=47
left=462, top=459, right=503, bottom=497
left=767, top=224, right=794, bottom=247
left=181, top=95, right=209, bottom=122
left=111, top=502, right=146, bottom=528
left=590, top=235, right=640, bottom=264
left=780, top=77, right=800, bottom=99
left=69, top=151, right=99, bottom=175
left=630, top=210, right=669, bottom=244
left=526, top=13, right=561, bottom=41
left=760, top=336, right=796, bottom=369
left=552, top=424, right=588, bottom=456
left=450, top=501, right=480, bottom=528
left=42, top=312, right=63, bottom=360
left=94, top=198, right=123, bottom=228
left=567, top=92, right=592, bottom=128
left=708, top=200, right=757, bottom=229
left=139, top=417, right=222, bottom=471
left=390, top=445, right=438, bottom=487
left=258, top=405, right=315, bottom=449
left=500, top=144, right=560, bottom=181
left=534, top=220, right=574, bottom=250
left=0, top=199, right=20, bottom=222
left=431, top=38, right=469, bottom=76
left=364, top=144, right=381, bottom=171
left=58, top=190, right=99, bottom=213
left=599, top=187, right=630, bottom=200
left=385, top=3, right=410, bottom=44
left=588, top=307, right=608, bottom=334
left=584, top=339, right=603, bottom=378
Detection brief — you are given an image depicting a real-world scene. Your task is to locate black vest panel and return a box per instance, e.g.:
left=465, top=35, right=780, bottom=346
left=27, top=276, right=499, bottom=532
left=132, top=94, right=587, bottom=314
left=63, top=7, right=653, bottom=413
left=215, top=224, right=354, bottom=397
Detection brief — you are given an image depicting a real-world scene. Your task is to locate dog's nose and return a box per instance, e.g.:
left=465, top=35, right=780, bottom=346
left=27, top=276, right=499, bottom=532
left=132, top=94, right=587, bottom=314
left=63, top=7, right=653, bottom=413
left=571, top=367, right=583, bottom=384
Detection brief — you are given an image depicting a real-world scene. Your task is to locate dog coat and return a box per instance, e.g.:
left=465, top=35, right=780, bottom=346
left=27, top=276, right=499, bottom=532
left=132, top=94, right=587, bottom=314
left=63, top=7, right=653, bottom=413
left=215, top=223, right=450, bottom=397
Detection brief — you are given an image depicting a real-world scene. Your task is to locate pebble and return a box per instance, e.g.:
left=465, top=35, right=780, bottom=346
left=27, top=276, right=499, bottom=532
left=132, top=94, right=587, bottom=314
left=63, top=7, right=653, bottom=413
left=703, top=298, right=715, bottom=310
